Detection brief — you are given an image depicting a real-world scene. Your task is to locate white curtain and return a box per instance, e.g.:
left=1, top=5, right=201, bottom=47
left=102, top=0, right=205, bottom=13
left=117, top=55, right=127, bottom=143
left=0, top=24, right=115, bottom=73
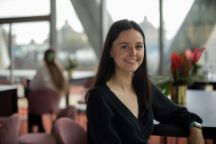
left=0, top=29, right=10, bottom=69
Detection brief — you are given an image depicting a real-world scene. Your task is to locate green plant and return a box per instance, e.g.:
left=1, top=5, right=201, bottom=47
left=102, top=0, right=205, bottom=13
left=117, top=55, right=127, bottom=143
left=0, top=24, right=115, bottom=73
left=65, top=57, right=78, bottom=71
left=151, top=75, right=172, bottom=96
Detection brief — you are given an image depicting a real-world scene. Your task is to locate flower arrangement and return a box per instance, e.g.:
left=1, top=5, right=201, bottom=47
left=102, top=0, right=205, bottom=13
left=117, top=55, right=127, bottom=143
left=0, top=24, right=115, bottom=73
left=156, top=48, right=205, bottom=97
left=171, top=48, right=205, bottom=85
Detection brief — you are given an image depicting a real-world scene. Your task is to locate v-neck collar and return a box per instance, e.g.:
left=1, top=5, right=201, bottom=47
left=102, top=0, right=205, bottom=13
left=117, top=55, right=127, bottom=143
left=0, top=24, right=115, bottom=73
left=103, top=83, right=140, bottom=121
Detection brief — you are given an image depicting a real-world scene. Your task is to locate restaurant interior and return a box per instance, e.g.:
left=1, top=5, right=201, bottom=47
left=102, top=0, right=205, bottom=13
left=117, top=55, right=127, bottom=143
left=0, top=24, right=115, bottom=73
left=0, top=0, right=216, bottom=144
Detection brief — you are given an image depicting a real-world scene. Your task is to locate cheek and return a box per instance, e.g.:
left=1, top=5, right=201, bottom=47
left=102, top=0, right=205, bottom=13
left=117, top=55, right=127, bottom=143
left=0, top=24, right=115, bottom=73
left=111, top=49, right=124, bottom=60
left=112, top=54, right=123, bottom=64
left=111, top=48, right=118, bottom=58
left=138, top=51, right=145, bottom=61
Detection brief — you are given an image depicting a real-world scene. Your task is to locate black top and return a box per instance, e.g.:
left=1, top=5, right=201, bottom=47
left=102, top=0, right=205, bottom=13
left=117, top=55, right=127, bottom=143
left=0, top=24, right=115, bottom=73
left=86, top=83, right=202, bottom=144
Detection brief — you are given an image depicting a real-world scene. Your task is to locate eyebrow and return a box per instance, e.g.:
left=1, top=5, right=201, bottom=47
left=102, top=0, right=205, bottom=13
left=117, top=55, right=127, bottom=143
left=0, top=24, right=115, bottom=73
left=136, top=42, right=144, bottom=45
left=118, top=42, right=144, bottom=45
left=118, top=42, right=129, bottom=45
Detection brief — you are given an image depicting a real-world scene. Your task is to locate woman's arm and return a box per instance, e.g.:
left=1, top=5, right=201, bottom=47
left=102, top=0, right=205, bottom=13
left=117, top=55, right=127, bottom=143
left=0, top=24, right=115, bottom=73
left=188, top=127, right=204, bottom=144
left=86, top=87, right=122, bottom=144
left=152, top=83, right=202, bottom=132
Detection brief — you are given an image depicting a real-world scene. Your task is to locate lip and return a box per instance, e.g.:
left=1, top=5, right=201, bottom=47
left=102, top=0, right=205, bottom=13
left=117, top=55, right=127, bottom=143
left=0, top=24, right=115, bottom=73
left=124, top=59, right=137, bottom=63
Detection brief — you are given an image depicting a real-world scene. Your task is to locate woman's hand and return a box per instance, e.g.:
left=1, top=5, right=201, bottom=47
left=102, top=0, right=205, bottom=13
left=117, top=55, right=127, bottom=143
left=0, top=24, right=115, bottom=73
left=188, top=127, right=204, bottom=144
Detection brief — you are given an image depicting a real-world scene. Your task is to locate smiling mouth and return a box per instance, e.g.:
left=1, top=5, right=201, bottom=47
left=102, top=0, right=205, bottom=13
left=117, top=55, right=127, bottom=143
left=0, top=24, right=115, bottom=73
left=124, top=59, right=137, bottom=64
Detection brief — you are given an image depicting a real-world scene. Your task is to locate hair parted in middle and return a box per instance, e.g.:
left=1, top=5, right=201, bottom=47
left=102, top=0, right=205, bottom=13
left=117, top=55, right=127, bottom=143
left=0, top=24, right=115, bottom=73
left=93, top=19, right=151, bottom=109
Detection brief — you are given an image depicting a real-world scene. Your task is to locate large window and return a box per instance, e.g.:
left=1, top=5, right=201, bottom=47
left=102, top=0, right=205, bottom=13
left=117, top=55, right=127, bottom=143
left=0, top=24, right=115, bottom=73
left=0, top=0, right=50, bottom=82
left=0, top=0, right=98, bottom=83
left=1, top=0, right=216, bottom=82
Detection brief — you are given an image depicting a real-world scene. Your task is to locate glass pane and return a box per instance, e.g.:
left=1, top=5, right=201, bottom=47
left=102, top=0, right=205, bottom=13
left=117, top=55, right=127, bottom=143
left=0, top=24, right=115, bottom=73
left=0, top=22, right=49, bottom=83
left=107, top=0, right=160, bottom=74
left=164, top=0, right=216, bottom=80
left=0, top=0, right=50, bottom=18
left=11, top=22, right=49, bottom=69
left=56, top=0, right=98, bottom=72
left=164, top=0, right=194, bottom=41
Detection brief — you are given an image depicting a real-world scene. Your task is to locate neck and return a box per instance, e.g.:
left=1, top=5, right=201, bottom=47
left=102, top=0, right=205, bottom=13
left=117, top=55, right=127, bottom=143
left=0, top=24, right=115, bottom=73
left=108, top=71, right=133, bottom=91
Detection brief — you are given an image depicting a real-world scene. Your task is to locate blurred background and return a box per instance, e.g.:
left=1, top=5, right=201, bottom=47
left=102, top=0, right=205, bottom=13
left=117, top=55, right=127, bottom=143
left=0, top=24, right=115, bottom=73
left=1, top=0, right=216, bottom=82
left=1, top=1, right=216, bottom=143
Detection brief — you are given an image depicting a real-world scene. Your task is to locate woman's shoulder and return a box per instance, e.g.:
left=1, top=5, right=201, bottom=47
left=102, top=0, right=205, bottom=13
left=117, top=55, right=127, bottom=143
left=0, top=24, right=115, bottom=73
left=36, top=62, right=48, bottom=72
left=88, top=84, right=107, bottom=95
left=86, top=84, right=109, bottom=101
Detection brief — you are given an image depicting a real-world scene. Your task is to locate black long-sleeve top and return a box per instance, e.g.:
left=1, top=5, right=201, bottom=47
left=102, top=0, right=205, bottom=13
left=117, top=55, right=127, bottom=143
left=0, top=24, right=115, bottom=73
left=86, top=83, right=202, bottom=144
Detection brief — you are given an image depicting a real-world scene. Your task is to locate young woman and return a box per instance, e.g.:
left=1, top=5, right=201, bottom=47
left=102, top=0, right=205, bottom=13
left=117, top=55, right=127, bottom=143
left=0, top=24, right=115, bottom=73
left=31, top=48, right=68, bottom=95
left=86, top=19, right=204, bottom=144
left=30, top=48, right=68, bottom=134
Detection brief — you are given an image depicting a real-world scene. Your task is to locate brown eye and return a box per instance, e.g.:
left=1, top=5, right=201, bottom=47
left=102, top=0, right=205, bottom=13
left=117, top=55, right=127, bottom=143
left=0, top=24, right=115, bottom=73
left=120, top=44, right=129, bottom=49
left=136, top=44, right=144, bottom=49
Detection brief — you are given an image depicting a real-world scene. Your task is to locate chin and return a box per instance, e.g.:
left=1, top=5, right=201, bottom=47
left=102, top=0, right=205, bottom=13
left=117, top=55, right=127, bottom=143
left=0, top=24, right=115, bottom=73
left=131, top=65, right=139, bottom=71
left=127, top=68, right=138, bottom=73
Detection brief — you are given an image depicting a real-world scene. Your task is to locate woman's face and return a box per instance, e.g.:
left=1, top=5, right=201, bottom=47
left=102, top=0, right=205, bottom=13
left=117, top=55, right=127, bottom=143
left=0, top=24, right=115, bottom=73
left=111, top=29, right=144, bottom=73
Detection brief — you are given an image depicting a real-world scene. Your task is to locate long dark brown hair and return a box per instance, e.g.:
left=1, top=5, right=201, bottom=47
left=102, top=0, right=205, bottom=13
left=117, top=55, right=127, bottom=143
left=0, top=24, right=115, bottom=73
left=44, top=48, right=68, bottom=94
left=93, top=19, right=151, bottom=109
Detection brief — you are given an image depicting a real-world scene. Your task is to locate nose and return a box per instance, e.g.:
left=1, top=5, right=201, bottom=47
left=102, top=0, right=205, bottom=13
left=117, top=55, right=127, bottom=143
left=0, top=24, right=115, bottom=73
left=129, top=46, right=136, bottom=55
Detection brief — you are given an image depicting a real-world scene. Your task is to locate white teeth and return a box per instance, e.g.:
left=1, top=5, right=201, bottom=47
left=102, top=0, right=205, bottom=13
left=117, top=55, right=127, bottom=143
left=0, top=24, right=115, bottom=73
left=126, top=59, right=136, bottom=63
